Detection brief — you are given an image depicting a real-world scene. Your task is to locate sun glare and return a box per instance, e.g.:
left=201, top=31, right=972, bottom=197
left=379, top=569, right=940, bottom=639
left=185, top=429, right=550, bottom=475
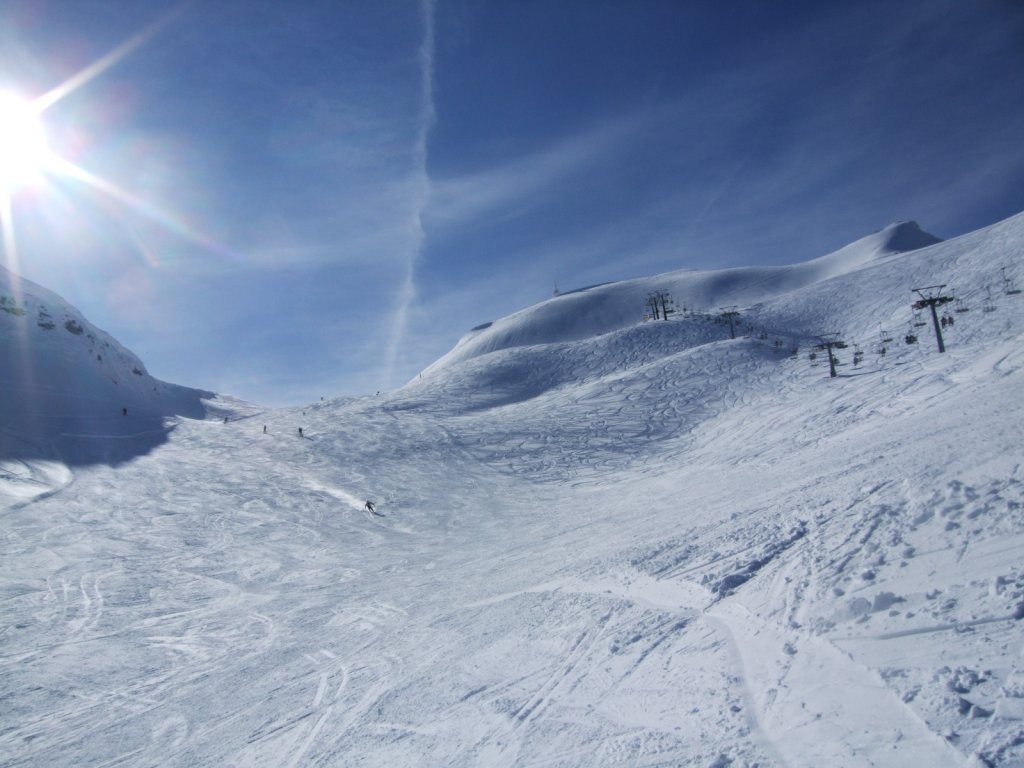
left=0, top=92, right=51, bottom=190
left=1, top=14, right=228, bottom=268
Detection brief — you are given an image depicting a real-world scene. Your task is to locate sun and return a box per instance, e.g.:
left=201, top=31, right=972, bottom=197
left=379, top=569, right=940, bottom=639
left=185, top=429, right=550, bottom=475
left=1, top=13, right=228, bottom=268
left=0, top=91, right=51, bottom=191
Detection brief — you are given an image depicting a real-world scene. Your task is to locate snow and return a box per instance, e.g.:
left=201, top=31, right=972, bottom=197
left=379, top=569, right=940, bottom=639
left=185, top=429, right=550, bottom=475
left=423, top=220, right=943, bottom=373
left=2, top=212, right=1023, bottom=766
left=0, top=265, right=215, bottom=475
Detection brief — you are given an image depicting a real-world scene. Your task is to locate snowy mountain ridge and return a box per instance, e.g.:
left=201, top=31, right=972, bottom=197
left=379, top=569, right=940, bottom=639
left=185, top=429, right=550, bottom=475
left=2, top=212, right=1023, bottom=767
left=0, top=264, right=213, bottom=466
left=425, top=220, right=943, bottom=374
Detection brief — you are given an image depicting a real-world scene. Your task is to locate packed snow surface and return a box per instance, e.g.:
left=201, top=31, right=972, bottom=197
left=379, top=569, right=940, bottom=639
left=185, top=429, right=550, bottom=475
left=2, top=214, right=1023, bottom=767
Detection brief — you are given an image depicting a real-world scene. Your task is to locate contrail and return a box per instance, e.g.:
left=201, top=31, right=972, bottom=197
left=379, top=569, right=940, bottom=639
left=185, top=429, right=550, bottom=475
left=383, top=0, right=436, bottom=389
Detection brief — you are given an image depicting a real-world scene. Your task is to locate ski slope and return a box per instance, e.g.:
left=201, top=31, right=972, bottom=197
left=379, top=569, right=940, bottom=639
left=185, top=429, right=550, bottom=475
left=2, top=213, right=1023, bottom=767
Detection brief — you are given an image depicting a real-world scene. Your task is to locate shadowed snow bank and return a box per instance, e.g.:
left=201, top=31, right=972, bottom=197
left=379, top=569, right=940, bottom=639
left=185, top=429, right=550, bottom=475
left=1, top=265, right=217, bottom=466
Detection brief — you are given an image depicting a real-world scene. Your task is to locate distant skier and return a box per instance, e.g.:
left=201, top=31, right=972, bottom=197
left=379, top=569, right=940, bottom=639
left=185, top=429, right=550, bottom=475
left=365, top=500, right=380, bottom=516
left=122, top=407, right=127, bottom=416
left=263, top=425, right=267, bottom=434
left=224, top=416, right=228, bottom=424
left=298, top=427, right=303, bottom=437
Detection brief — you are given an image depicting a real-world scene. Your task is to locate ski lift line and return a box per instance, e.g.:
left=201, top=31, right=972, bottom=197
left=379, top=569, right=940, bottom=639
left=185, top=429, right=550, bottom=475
left=695, top=270, right=1005, bottom=382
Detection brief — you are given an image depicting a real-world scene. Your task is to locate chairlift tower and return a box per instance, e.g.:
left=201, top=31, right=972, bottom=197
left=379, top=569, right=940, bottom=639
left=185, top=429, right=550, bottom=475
left=720, top=307, right=741, bottom=339
left=911, top=284, right=954, bottom=353
left=815, top=334, right=848, bottom=378
left=646, top=290, right=676, bottom=321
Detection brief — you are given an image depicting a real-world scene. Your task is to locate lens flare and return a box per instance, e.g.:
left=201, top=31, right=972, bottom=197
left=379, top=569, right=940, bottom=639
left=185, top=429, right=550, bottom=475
left=1, top=5, right=233, bottom=276
left=0, top=92, right=51, bottom=190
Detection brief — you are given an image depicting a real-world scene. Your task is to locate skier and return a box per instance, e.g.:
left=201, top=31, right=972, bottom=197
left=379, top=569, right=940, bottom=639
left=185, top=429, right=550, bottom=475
left=365, top=500, right=377, bottom=515
left=298, top=427, right=303, bottom=437
left=263, top=425, right=267, bottom=434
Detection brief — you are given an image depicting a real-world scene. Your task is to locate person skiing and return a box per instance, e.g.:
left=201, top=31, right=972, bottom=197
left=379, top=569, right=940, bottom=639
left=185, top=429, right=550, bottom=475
left=365, top=500, right=376, bottom=514
left=298, top=427, right=303, bottom=437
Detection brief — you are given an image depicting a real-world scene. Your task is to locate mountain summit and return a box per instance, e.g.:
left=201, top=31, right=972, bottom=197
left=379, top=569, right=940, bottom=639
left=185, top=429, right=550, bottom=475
left=876, top=219, right=943, bottom=253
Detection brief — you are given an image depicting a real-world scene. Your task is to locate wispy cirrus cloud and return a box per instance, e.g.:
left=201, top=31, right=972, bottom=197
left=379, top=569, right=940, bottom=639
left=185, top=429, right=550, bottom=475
left=425, top=110, right=651, bottom=230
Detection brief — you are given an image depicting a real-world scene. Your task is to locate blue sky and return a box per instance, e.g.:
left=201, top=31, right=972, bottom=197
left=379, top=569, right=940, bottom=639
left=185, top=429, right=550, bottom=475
left=2, top=0, right=1023, bottom=406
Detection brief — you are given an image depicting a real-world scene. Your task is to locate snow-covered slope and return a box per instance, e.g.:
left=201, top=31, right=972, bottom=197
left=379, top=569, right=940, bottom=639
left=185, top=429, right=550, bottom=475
left=0, top=265, right=216, bottom=470
left=2, top=213, right=1023, bottom=767
left=423, top=220, right=942, bottom=375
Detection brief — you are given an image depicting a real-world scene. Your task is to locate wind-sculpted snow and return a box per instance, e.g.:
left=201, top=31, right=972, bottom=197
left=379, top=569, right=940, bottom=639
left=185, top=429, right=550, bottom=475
left=2, top=212, right=1023, bottom=767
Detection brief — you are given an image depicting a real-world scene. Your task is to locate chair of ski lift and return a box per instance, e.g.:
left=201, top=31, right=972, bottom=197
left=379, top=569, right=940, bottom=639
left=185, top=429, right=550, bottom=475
left=983, top=286, right=997, bottom=313
left=905, top=333, right=917, bottom=345
left=1001, top=267, right=1022, bottom=296
left=954, top=298, right=969, bottom=313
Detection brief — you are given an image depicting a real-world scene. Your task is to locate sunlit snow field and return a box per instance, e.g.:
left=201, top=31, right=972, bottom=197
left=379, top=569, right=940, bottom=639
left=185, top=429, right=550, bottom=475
left=3, top=215, right=1024, bottom=766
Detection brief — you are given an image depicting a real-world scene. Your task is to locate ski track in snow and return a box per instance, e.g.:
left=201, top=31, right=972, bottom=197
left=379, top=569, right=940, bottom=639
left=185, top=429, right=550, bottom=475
left=3, top=214, right=1024, bottom=766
